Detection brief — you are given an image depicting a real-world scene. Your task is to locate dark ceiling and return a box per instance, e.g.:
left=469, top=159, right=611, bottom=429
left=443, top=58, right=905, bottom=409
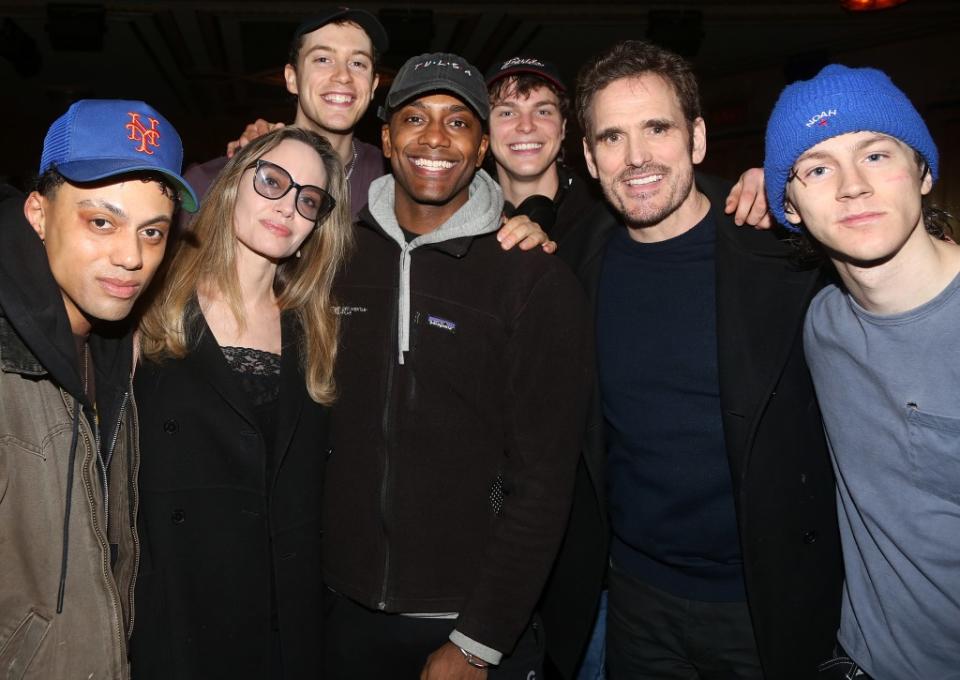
left=2, top=0, right=959, bottom=185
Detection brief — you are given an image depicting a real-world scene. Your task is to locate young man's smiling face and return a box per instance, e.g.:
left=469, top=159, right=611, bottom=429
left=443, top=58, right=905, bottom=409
left=285, top=21, right=379, bottom=135
left=24, top=178, right=174, bottom=335
left=489, top=80, right=566, bottom=183
left=382, top=93, right=489, bottom=230
left=583, top=73, right=706, bottom=239
left=785, top=131, right=933, bottom=266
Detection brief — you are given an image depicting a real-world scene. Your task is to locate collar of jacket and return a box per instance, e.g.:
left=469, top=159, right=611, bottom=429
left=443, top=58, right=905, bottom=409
left=361, top=169, right=504, bottom=364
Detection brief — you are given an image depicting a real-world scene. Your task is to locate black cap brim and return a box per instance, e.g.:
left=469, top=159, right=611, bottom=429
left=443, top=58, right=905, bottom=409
left=294, top=8, right=388, bottom=53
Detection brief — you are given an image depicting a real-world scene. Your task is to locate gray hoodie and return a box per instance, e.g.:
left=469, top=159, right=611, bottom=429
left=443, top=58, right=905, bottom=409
left=365, top=169, right=504, bottom=364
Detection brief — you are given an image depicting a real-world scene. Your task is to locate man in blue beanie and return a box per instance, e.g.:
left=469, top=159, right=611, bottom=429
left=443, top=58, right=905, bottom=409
left=765, top=64, right=960, bottom=679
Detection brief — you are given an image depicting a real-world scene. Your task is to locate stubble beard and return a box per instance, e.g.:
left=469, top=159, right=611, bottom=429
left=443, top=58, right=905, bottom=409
left=604, top=163, right=695, bottom=230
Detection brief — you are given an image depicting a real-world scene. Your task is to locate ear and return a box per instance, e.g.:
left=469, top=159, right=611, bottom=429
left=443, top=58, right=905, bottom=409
left=475, top=133, right=490, bottom=168
left=284, top=64, right=299, bottom=97
left=381, top=123, right=393, bottom=159
left=691, top=117, right=707, bottom=165
left=23, top=191, right=46, bottom=241
left=921, top=167, right=933, bottom=196
left=783, top=198, right=802, bottom=226
left=583, top=137, right=599, bottom=180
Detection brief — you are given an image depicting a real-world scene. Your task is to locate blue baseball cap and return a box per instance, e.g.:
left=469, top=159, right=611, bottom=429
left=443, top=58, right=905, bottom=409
left=39, top=99, right=198, bottom=212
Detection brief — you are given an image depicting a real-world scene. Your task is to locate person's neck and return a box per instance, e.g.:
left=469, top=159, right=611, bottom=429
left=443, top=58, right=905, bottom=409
left=394, top=188, right=471, bottom=236
left=496, top=163, right=560, bottom=207
left=833, top=224, right=960, bottom=316
left=626, top=187, right=710, bottom=244
left=293, top=112, right=355, bottom=168
left=63, top=295, right=92, bottom=337
left=218, top=246, right=277, bottom=313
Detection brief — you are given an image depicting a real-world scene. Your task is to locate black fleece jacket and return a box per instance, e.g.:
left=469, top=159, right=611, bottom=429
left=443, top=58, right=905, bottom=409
left=323, top=203, right=593, bottom=655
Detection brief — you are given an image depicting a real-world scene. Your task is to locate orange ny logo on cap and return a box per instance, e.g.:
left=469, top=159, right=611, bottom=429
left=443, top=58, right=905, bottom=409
left=125, top=112, right=161, bottom=154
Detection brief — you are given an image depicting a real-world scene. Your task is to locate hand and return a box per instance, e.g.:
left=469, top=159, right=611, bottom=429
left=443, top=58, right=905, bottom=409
left=225, top=119, right=286, bottom=158
left=724, top=167, right=772, bottom=229
left=420, top=642, right=488, bottom=680
left=497, top=214, right=557, bottom=254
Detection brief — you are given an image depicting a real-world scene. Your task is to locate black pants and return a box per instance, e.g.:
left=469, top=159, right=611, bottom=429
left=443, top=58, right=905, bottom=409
left=606, top=560, right=764, bottom=680
left=323, top=589, right=545, bottom=679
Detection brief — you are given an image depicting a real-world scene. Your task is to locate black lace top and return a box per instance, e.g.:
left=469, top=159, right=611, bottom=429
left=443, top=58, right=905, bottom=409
left=221, top=346, right=281, bottom=404
left=221, top=346, right=281, bottom=483
left=221, top=346, right=282, bottom=637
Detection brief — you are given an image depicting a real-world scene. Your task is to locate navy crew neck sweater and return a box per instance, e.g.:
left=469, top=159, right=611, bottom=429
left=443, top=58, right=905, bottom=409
left=597, top=213, right=745, bottom=602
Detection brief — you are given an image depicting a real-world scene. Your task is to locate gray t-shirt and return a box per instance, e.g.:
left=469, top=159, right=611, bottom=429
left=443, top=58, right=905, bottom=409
left=805, top=274, right=960, bottom=679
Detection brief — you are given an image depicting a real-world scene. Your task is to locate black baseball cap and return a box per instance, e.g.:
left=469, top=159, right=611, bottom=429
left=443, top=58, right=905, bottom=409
left=485, top=56, right=566, bottom=93
left=381, top=52, right=490, bottom=121
left=293, top=7, right=389, bottom=53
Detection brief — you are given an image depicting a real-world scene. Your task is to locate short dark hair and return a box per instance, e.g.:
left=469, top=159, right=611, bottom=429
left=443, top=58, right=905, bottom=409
left=34, top=168, right=179, bottom=204
left=287, top=19, right=380, bottom=72
left=576, top=40, right=701, bottom=141
left=488, top=74, right=570, bottom=122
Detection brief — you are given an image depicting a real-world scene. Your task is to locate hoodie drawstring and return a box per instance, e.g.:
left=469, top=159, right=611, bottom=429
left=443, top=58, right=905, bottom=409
left=397, top=245, right=413, bottom=365
left=56, top=398, right=81, bottom=613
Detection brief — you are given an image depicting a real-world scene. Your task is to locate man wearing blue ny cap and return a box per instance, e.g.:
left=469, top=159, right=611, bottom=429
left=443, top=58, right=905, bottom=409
left=0, top=99, right=195, bottom=679
left=765, top=64, right=960, bottom=679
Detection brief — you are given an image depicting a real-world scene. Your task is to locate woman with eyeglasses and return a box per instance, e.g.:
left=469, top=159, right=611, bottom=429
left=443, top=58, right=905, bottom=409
left=130, top=127, right=351, bottom=679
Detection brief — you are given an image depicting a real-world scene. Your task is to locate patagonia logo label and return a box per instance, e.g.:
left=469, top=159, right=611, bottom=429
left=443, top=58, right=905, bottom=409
left=125, top=112, right=160, bottom=154
left=333, top=305, right=368, bottom=316
left=428, top=315, right=456, bottom=333
left=805, top=109, right=837, bottom=128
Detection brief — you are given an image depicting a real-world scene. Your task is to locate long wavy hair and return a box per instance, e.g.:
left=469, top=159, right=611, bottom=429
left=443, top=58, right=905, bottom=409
left=139, top=127, right=352, bottom=404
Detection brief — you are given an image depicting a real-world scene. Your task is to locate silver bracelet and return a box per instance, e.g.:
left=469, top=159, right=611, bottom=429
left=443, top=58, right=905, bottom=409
left=457, top=645, right=491, bottom=670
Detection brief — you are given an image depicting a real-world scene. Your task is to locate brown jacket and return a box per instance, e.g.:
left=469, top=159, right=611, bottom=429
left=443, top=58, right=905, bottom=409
left=0, top=195, right=140, bottom=679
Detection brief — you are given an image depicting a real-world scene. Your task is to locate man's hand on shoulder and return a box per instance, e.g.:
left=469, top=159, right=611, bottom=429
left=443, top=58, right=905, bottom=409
left=724, top=167, right=773, bottom=229
left=497, top=214, right=557, bottom=254
left=420, top=642, right=488, bottom=680
left=225, top=119, right=286, bottom=158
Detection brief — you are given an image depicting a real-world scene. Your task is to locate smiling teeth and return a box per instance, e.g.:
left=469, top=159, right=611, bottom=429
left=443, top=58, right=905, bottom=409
left=323, top=94, right=354, bottom=104
left=413, top=158, right=455, bottom=169
left=510, top=143, right=542, bottom=151
left=626, top=175, right=663, bottom=186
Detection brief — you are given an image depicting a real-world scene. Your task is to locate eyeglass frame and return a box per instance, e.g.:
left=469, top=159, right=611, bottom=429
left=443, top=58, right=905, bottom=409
left=244, top=158, right=336, bottom=226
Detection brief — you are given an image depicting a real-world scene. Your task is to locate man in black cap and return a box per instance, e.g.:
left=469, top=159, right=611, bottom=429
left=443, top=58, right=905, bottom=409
left=184, top=7, right=388, bottom=219
left=485, top=57, right=612, bottom=268
left=322, top=52, right=592, bottom=679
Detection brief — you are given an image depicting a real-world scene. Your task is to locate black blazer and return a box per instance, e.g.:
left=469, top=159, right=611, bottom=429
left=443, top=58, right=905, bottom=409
left=540, top=174, right=842, bottom=679
left=130, top=311, right=329, bottom=679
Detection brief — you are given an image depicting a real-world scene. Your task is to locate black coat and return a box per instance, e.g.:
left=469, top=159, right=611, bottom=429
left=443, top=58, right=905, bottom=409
left=130, top=312, right=329, bottom=679
left=540, top=174, right=843, bottom=679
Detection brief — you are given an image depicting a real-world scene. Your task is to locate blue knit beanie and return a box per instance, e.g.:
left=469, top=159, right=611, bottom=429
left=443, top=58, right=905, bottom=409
left=763, top=64, right=938, bottom=231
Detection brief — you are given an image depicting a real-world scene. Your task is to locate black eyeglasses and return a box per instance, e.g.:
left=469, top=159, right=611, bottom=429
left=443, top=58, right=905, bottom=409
left=245, top=159, right=336, bottom=225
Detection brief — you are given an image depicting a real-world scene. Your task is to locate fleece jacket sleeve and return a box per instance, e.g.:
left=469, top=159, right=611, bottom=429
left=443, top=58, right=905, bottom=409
left=452, top=265, right=594, bottom=655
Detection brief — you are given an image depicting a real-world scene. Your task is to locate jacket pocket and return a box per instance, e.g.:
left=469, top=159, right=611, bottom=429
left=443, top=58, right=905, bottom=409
left=0, top=609, right=51, bottom=680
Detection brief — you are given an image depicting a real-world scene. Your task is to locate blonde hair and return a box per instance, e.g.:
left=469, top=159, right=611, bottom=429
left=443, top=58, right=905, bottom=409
left=139, top=127, right=352, bottom=404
